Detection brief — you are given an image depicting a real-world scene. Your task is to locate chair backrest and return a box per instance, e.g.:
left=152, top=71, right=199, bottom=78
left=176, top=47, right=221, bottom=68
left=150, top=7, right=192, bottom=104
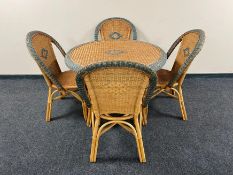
left=94, top=17, right=137, bottom=41
left=167, top=29, right=205, bottom=86
left=26, top=31, right=65, bottom=90
left=76, top=61, right=156, bottom=116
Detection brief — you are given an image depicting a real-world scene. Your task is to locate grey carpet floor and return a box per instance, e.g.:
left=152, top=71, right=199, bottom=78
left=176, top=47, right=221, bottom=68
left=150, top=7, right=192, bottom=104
left=0, top=77, right=233, bottom=175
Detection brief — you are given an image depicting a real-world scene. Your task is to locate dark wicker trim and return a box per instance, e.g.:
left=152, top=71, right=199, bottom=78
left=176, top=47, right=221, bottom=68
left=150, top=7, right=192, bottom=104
left=148, top=44, right=167, bottom=71
left=75, top=61, right=157, bottom=108
left=26, top=31, right=65, bottom=90
left=94, top=17, right=137, bottom=41
left=64, top=42, right=93, bottom=72
left=167, top=29, right=206, bottom=86
left=65, top=55, right=83, bottom=72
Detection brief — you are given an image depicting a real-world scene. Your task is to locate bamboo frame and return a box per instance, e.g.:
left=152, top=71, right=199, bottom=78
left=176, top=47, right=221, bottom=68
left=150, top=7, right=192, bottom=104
left=44, top=73, right=87, bottom=122
left=75, top=62, right=157, bottom=163
left=89, top=112, right=146, bottom=163
left=26, top=31, right=88, bottom=123
left=149, top=29, right=205, bottom=122
left=151, top=83, right=187, bottom=121
left=38, top=61, right=88, bottom=123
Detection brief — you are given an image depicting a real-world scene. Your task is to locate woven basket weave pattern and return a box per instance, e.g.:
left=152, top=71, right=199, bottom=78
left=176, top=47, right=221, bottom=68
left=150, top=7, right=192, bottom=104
left=76, top=61, right=157, bottom=109
left=68, top=41, right=164, bottom=71
left=31, top=34, right=61, bottom=77
left=85, top=67, right=149, bottom=115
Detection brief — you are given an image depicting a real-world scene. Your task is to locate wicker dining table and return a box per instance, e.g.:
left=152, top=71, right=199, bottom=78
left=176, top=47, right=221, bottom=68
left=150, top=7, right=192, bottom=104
left=65, top=40, right=167, bottom=72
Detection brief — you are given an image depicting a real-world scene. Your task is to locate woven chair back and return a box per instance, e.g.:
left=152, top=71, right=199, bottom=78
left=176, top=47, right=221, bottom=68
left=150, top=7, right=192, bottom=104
left=30, top=32, right=61, bottom=76
left=168, top=30, right=205, bottom=86
left=26, top=31, right=65, bottom=89
left=76, top=62, right=156, bottom=116
left=95, top=17, right=137, bottom=41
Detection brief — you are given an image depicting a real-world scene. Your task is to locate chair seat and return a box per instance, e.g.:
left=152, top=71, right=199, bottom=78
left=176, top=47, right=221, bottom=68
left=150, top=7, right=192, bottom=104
left=156, top=69, right=174, bottom=87
left=52, top=71, right=77, bottom=89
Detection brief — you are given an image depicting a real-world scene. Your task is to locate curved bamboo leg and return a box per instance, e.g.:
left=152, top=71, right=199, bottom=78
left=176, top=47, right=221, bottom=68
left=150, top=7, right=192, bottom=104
left=140, top=109, right=143, bottom=128
left=135, top=133, right=143, bottom=162
left=142, top=106, right=148, bottom=126
left=68, top=90, right=88, bottom=123
left=94, top=121, right=143, bottom=163
left=90, top=117, right=100, bottom=162
left=93, top=122, right=111, bottom=163
left=68, top=90, right=82, bottom=102
left=117, top=122, right=142, bottom=162
left=118, top=122, right=142, bottom=162
left=134, top=116, right=146, bottom=163
left=178, top=86, right=187, bottom=120
left=162, top=90, right=178, bottom=99
left=45, top=87, right=52, bottom=122
left=171, top=88, right=186, bottom=121
left=91, top=110, right=95, bottom=132
left=151, top=88, right=164, bottom=98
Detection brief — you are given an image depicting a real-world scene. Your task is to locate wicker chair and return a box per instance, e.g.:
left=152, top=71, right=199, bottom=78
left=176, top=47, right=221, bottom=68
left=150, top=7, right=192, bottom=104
left=151, top=29, right=205, bottom=121
left=26, top=31, right=87, bottom=122
left=94, top=17, right=137, bottom=41
left=76, top=61, right=157, bottom=163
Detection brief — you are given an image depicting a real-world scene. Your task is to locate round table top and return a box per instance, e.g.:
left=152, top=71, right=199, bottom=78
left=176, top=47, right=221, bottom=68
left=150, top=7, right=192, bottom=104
left=65, top=40, right=167, bottom=71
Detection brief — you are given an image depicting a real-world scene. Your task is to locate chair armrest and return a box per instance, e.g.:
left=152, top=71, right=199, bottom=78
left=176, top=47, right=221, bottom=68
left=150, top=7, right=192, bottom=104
left=166, top=37, right=182, bottom=59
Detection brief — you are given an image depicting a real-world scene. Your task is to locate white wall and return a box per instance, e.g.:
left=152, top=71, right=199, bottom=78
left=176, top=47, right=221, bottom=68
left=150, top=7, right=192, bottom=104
left=0, top=0, right=233, bottom=74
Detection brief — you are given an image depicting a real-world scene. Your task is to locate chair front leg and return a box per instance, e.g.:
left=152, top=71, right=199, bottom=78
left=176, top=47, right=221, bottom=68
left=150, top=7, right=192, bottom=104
left=46, top=87, right=53, bottom=122
left=178, top=86, right=187, bottom=120
left=134, top=115, right=146, bottom=163
left=171, top=87, right=187, bottom=121
left=68, top=90, right=89, bottom=123
left=90, top=117, right=100, bottom=162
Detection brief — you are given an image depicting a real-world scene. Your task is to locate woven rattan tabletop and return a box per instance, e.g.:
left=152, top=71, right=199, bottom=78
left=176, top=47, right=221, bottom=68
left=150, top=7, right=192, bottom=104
left=65, top=40, right=167, bottom=71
